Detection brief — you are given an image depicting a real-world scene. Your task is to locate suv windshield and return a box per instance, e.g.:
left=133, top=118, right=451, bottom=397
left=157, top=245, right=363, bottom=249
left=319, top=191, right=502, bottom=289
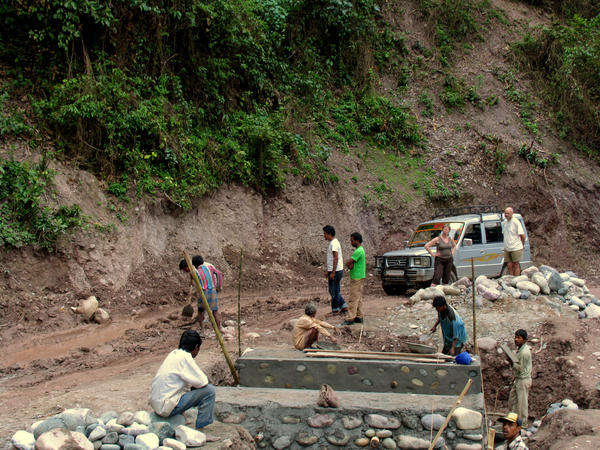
left=408, top=222, right=464, bottom=247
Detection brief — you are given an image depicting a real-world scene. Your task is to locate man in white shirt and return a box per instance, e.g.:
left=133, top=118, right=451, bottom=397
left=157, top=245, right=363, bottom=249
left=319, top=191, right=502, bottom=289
left=323, top=225, right=348, bottom=317
left=502, top=207, right=526, bottom=276
left=148, top=330, right=215, bottom=429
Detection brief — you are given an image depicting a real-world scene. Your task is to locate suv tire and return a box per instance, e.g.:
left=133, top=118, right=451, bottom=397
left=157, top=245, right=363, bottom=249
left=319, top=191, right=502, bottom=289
left=382, top=284, right=409, bottom=296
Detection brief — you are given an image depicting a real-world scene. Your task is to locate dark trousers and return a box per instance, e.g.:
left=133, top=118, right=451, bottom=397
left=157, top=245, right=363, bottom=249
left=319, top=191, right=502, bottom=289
left=433, top=256, right=453, bottom=284
left=328, top=270, right=347, bottom=312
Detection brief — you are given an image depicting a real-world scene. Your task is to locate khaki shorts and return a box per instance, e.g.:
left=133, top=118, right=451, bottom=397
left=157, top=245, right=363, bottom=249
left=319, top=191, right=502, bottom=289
left=504, top=249, right=523, bottom=262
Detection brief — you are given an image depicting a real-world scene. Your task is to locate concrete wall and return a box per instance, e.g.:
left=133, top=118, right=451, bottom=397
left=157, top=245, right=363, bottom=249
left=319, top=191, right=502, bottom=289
left=235, top=349, right=482, bottom=395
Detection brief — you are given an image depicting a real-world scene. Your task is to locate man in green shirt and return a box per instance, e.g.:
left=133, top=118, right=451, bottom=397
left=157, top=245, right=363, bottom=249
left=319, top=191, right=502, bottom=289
left=340, top=232, right=365, bottom=326
left=507, top=329, right=532, bottom=428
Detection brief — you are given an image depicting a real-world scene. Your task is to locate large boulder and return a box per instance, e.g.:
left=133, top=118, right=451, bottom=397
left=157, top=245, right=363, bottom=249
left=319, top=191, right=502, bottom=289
left=531, top=273, right=550, bottom=295
left=74, top=296, right=99, bottom=321
left=35, top=429, right=93, bottom=450
left=94, top=308, right=110, bottom=324
left=452, top=408, right=482, bottom=430
left=547, top=271, right=563, bottom=292
left=442, top=285, right=462, bottom=296
left=397, top=436, right=430, bottom=449
left=584, top=304, right=600, bottom=319
left=569, top=297, right=586, bottom=310
left=12, top=431, right=36, bottom=450
left=34, top=416, right=78, bottom=440
left=174, top=426, right=206, bottom=447
left=516, top=281, right=540, bottom=295
left=476, top=284, right=500, bottom=301
left=511, top=275, right=529, bottom=287
left=521, top=266, right=539, bottom=278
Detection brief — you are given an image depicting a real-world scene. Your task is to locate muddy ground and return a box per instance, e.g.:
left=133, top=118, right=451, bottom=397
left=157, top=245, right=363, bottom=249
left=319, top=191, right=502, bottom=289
left=2, top=278, right=600, bottom=449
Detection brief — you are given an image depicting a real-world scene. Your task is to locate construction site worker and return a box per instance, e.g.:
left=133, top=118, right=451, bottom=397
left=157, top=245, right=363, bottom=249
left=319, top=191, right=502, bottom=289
left=340, top=232, right=365, bottom=326
left=497, top=412, right=528, bottom=449
left=323, top=225, right=348, bottom=317
left=507, top=329, right=532, bottom=428
left=293, top=302, right=338, bottom=350
left=149, top=330, right=216, bottom=429
left=430, top=296, right=468, bottom=356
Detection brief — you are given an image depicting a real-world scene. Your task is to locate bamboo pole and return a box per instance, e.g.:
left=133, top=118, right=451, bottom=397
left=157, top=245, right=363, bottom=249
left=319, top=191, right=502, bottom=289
left=487, top=429, right=496, bottom=450
left=427, top=379, right=473, bottom=450
left=237, top=248, right=243, bottom=358
left=183, top=250, right=240, bottom=385
left=471, top=257, right=478, bottom=355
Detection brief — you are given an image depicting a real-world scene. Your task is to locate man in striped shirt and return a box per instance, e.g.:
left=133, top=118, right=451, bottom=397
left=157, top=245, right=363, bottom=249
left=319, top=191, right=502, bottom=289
left=180, top=256, right=223, bottom=337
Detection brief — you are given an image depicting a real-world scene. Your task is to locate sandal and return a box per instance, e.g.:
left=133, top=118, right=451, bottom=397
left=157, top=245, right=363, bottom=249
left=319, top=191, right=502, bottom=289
left=325, top=311, right=340, bottom=318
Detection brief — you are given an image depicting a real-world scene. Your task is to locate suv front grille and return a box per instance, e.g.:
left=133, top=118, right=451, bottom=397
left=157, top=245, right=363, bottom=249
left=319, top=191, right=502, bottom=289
left=385, top=257, right=407, bottom=268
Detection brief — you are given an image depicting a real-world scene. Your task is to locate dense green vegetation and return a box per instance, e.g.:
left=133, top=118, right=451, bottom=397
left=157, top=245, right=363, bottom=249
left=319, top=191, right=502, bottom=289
left=0, top=0, right=599, bottom=250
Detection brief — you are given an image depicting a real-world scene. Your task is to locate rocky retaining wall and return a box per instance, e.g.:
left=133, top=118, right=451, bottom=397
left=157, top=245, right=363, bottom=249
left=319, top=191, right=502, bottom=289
left=215, top=387, right=487, bottom=450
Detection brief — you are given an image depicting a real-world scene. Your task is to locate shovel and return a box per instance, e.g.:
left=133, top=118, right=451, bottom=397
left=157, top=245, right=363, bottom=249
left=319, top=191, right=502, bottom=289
left=419, top=333, right=435, bottom=346
left=182, top=295, right=194, bottom=318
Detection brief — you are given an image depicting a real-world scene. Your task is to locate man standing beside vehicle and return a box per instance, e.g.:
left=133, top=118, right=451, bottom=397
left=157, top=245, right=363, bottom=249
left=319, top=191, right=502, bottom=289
left=430, top=296, right=468, bottom=356
left=340, top=232, right=365, bottom=326
left=323, top=225, right=348, bottom=317
left=503, top=207, right=525, bottom=276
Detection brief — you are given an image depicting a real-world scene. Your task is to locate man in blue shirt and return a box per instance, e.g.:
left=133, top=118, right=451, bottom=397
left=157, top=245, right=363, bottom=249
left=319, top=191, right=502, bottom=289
left=429, top=296, right=468, bottom=356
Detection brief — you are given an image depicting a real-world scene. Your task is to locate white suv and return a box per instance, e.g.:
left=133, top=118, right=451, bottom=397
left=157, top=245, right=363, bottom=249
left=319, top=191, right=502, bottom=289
left=374, top=206, right=531, bottom=295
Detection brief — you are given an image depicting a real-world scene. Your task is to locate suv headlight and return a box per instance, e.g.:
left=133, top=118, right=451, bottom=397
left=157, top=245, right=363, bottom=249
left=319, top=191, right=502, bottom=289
left=410, top=257, right=431, bottom=268
left=375, top=257, right=383, bottom=267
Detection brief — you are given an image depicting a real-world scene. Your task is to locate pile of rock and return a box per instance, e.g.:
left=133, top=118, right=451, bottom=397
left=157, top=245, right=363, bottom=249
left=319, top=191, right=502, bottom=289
left=546, top=398, right=579, bottom=417
left=409, top=265, right=600, bottom=320
left=10, top=408, right=216, bottom=450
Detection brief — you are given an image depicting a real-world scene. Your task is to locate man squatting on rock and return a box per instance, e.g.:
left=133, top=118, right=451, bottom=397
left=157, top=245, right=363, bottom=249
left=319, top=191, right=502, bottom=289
left=503, top=207, right=525, bottom=277
left=148, top=330, right=216, bottom=429
left=323, top=225, right=348, bottom=317
left=506, top=329, right=532, bottom=428
left=430, top=296, right=468, bottom=356
left=497, top=412, right=529, bottom=450
left=340, top=232, right=365, bottom=326
left=179, top=256, right=223, bottom=336
left=293, top=302, right=338, bottom=350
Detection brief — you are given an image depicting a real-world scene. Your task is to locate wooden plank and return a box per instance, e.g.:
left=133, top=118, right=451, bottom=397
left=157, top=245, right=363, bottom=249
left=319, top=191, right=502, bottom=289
left=487, top=429, right=496, bottom=450
left=303, top=349, right=454, bottom=360
left=500, top=343, right=518, bottom=364
left=305, top=352, right=453, bottom=364
left=427, top=379, right=473, bottom=450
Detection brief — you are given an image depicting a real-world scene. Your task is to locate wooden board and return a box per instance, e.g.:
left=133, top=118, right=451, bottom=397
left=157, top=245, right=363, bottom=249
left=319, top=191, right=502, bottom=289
left=305, top=351, right=453, bottom=364
left=500, top=343, right=518, bottom=364
left=303, top=349, right=454, bottom=360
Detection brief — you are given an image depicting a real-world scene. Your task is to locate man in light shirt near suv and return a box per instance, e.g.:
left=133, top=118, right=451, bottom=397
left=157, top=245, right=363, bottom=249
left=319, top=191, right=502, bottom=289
left=323, top=225, right=348, bottom=317
left=503, top=207, right=526, bottom=276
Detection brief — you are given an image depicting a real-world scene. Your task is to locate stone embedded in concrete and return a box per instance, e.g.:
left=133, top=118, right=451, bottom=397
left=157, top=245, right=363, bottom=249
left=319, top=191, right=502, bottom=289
left=446, top=431, right=455, bottom=440
left=377, top=430, right=393, bottom=439
left=383, top=437, right=397, bottom=449
left=401, top=366, right=410, bottom=373
left=282, top=416, right=301, bottom=424
left=400, top=414, right=420, bottom=430
left=453, top=408, right=482, bottom=430
left=296, top=365, right=306, bottom=372
left=362, top=379, right=373, bottom=386
left=348, top=366, right=359, bottom=375
left=12, top=430, right=35, bottom=450
left=430, top=382, right=440, bottom=389
left=307, top=414, right=333, bottom=428
left=302, top=374, right=313, bottom=383
left=450, top=383, right=457, bottom=389
left=272, top=436, right=293, bottom=450
left=365, top=430, right=376, bottom=438
left=265, top=376, right=275, bottom=384
left=36, top=429, right=93, bottom=450
left=117, top=412, right=135, bottom=427
left=421, top=414, right=445, bottom=430
left=175, top=426, right=205, bottom=447
left=454, top=444, right=482, bottom=450
left=366, top=414, right=401, bottom=429
left=356, top=438, right=370, bottom=447
left=436, top=369, right=447, bottom=377
left=327, top=364, right=337, bottom=374
left=464, top=434, right=483, bottom=440
left=296, top=431, right=318, bottom=446
left=222, top=413, right=246, bottom=424
left=326, top=431, right=350, bottom=446
left=411, top=379, right=423, bottom=387
left=259, top=363, right=269, bottom=369
left=342, top=416, right=363, bottom=429
left=397, top=435, right=429, bottom=449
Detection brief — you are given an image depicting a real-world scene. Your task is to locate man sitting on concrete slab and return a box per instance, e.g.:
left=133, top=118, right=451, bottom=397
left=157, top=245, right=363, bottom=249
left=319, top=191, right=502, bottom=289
left=497, top=412, right=528, bottom=449
left=292, top=302, right=338, bottom=350
left=149, top=330, right=215, bottom=429
left=430, top=296, right=468, bottom=356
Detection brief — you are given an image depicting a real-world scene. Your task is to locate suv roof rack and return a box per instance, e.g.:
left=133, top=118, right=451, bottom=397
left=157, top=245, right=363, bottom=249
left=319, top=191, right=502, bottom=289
left=432, top=205, right=502, bottom=219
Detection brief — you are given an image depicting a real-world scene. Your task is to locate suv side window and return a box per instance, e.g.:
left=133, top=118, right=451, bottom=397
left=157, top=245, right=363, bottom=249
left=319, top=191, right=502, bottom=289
left=484, top=221, right=503, bottom=243
left=463, top=223, right=482, bottom=245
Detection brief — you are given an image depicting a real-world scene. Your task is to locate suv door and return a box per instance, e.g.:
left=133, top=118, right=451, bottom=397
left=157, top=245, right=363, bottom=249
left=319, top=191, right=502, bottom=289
left=455, top=223, right=486, bottom=278
left=481, top=220, right=504, bottom=277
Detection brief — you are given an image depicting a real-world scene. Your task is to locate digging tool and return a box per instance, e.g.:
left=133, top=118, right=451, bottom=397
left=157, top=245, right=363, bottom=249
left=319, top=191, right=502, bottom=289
left=182, top=294, right=194, bottom=318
